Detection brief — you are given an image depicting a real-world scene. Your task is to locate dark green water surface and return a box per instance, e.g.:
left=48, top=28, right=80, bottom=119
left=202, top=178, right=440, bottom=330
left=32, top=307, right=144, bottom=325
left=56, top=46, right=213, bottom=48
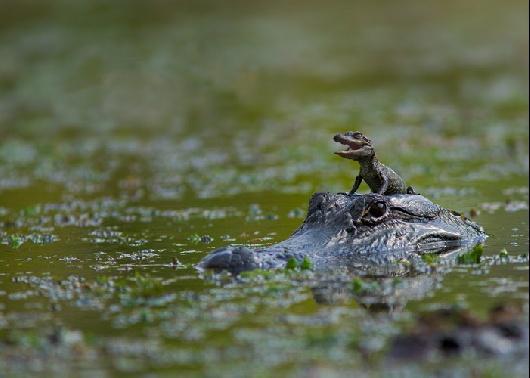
left=0, top=1, right=528, bottom=376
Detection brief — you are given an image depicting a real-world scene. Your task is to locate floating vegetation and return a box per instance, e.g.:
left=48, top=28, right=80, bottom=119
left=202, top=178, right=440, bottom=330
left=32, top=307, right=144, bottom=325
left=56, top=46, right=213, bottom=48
left=186, top=234, right=214, bottom=244
left=0, top=0, right=527, bottom=376
left=285, top=258, right=298, bottom=270
left=284, top=256, right=313, bottom=271
left=300, top=257, right=312, bottom=270
left=421, top=253, right=440, bottom=266
left=457, top=244, right=484, bottom=265
left=239, top=269, right=278, bottom=281
left=2, top=233, right=58, bottom=249
left=352, top=277, right=382, bottom=295
left=7, top=234, right=24, bottom=249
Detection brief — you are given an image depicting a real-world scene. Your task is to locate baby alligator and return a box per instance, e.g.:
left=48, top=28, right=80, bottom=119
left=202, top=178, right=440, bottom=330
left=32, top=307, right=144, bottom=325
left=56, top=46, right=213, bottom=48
left=334, top=131, right=415, bottom=195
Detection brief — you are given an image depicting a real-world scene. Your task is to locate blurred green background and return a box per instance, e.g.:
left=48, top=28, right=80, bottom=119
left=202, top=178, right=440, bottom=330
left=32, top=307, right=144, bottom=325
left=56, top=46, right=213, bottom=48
left=0, top=0, right=528, bottom=376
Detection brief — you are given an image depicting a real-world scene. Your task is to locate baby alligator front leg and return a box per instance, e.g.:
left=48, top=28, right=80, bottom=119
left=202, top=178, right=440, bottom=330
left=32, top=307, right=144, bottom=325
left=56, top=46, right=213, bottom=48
left=377, top=176, right=388, bottom=195
left=349, top=175, right=363, bottom=195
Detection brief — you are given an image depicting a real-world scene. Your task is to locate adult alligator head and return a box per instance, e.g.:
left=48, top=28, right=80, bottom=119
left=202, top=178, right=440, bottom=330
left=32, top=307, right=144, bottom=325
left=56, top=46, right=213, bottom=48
left=198, top=192, right=486, bottom=275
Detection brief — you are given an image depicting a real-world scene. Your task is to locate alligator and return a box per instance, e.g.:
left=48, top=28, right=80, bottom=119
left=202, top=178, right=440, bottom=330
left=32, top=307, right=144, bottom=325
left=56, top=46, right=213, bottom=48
left=198, top=192, right=486, bottom=274
left=334, top=131, right=415, bottom=195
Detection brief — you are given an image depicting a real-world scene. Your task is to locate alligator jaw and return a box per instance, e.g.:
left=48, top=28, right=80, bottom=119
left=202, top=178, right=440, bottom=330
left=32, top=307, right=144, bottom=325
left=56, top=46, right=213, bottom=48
left=333, top=133, right=370, bottom=158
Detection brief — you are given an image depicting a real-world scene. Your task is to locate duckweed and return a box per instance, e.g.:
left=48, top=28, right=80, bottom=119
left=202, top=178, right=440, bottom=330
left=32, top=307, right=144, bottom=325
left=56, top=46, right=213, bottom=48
left=421, top=254, right=440, bottom=265
left=457, top=244, right=484, bottom=264
left=0, top=0, right=527, bottom=376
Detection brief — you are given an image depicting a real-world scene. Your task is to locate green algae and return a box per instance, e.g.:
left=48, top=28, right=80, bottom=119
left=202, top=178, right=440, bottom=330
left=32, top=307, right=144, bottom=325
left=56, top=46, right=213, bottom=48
left=421, top=254, right=440, bottom=266
left=0, top=0, right=528, bottom=376
left=239, top=269, right=277, bottom=280
left=285, top=258, right=298, bottom=270
left=457, top=244, right=484, bottom=265
left=7, top=234, right=24, bottom=249
left=285, top=256, right=313, bottom=271
left=499, top=248, right=509, bottom=258
left=300, top=257, right=312, bottom=271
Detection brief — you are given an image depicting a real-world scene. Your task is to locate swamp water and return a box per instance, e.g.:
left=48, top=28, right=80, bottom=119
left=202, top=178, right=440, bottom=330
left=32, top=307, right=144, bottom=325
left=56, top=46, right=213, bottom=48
left=0, top=1, right=528, bottom=376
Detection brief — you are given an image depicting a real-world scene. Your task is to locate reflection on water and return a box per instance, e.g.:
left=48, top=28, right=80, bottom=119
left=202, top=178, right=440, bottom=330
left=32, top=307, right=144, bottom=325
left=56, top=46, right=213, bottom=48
left=312, top=274, right=440, bottom=312
left=0, top=0, right=528, bottom=376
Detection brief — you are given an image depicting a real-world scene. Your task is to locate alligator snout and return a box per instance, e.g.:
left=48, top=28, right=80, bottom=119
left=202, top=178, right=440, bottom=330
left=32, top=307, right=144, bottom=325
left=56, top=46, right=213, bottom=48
left=197, top=246, right=258, bottom=273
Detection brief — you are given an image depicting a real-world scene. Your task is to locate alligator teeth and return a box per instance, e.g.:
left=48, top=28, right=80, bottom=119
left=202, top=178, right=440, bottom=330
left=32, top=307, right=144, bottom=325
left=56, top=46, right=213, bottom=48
left=334, top=139, right=363, bottom=151
left=334, top=148, right=358, bottom=158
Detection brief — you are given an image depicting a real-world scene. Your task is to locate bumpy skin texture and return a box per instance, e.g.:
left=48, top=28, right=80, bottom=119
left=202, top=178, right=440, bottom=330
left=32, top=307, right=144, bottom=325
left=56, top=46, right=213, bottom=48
left=198, top=193, right=486, bottom=274
left=357, top=158, right=408, bottom=195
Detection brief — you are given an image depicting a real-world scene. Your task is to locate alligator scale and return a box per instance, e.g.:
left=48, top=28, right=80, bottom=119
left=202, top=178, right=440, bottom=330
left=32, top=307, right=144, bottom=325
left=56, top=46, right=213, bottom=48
left=199, top=132, right=486, bottom=274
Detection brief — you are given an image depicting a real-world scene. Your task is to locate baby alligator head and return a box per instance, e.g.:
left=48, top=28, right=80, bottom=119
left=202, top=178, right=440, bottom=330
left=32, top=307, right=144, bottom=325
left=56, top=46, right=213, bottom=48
left=198, top=193, right=486, bottom=274
left=334, top=131, right=375, bottom=161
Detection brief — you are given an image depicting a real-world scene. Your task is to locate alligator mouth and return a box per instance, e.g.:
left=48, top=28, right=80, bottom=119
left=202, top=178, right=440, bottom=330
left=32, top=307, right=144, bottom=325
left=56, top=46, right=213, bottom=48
left=413, top=231, right=463, bottom=252
left=333, top=134, right=365, bottom=158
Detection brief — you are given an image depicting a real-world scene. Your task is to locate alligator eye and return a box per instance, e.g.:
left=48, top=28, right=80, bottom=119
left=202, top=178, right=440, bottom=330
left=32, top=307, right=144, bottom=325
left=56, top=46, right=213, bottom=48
left=352, top=132, right=362, bottom=139
left=369, top=201, right=387, bottom=218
